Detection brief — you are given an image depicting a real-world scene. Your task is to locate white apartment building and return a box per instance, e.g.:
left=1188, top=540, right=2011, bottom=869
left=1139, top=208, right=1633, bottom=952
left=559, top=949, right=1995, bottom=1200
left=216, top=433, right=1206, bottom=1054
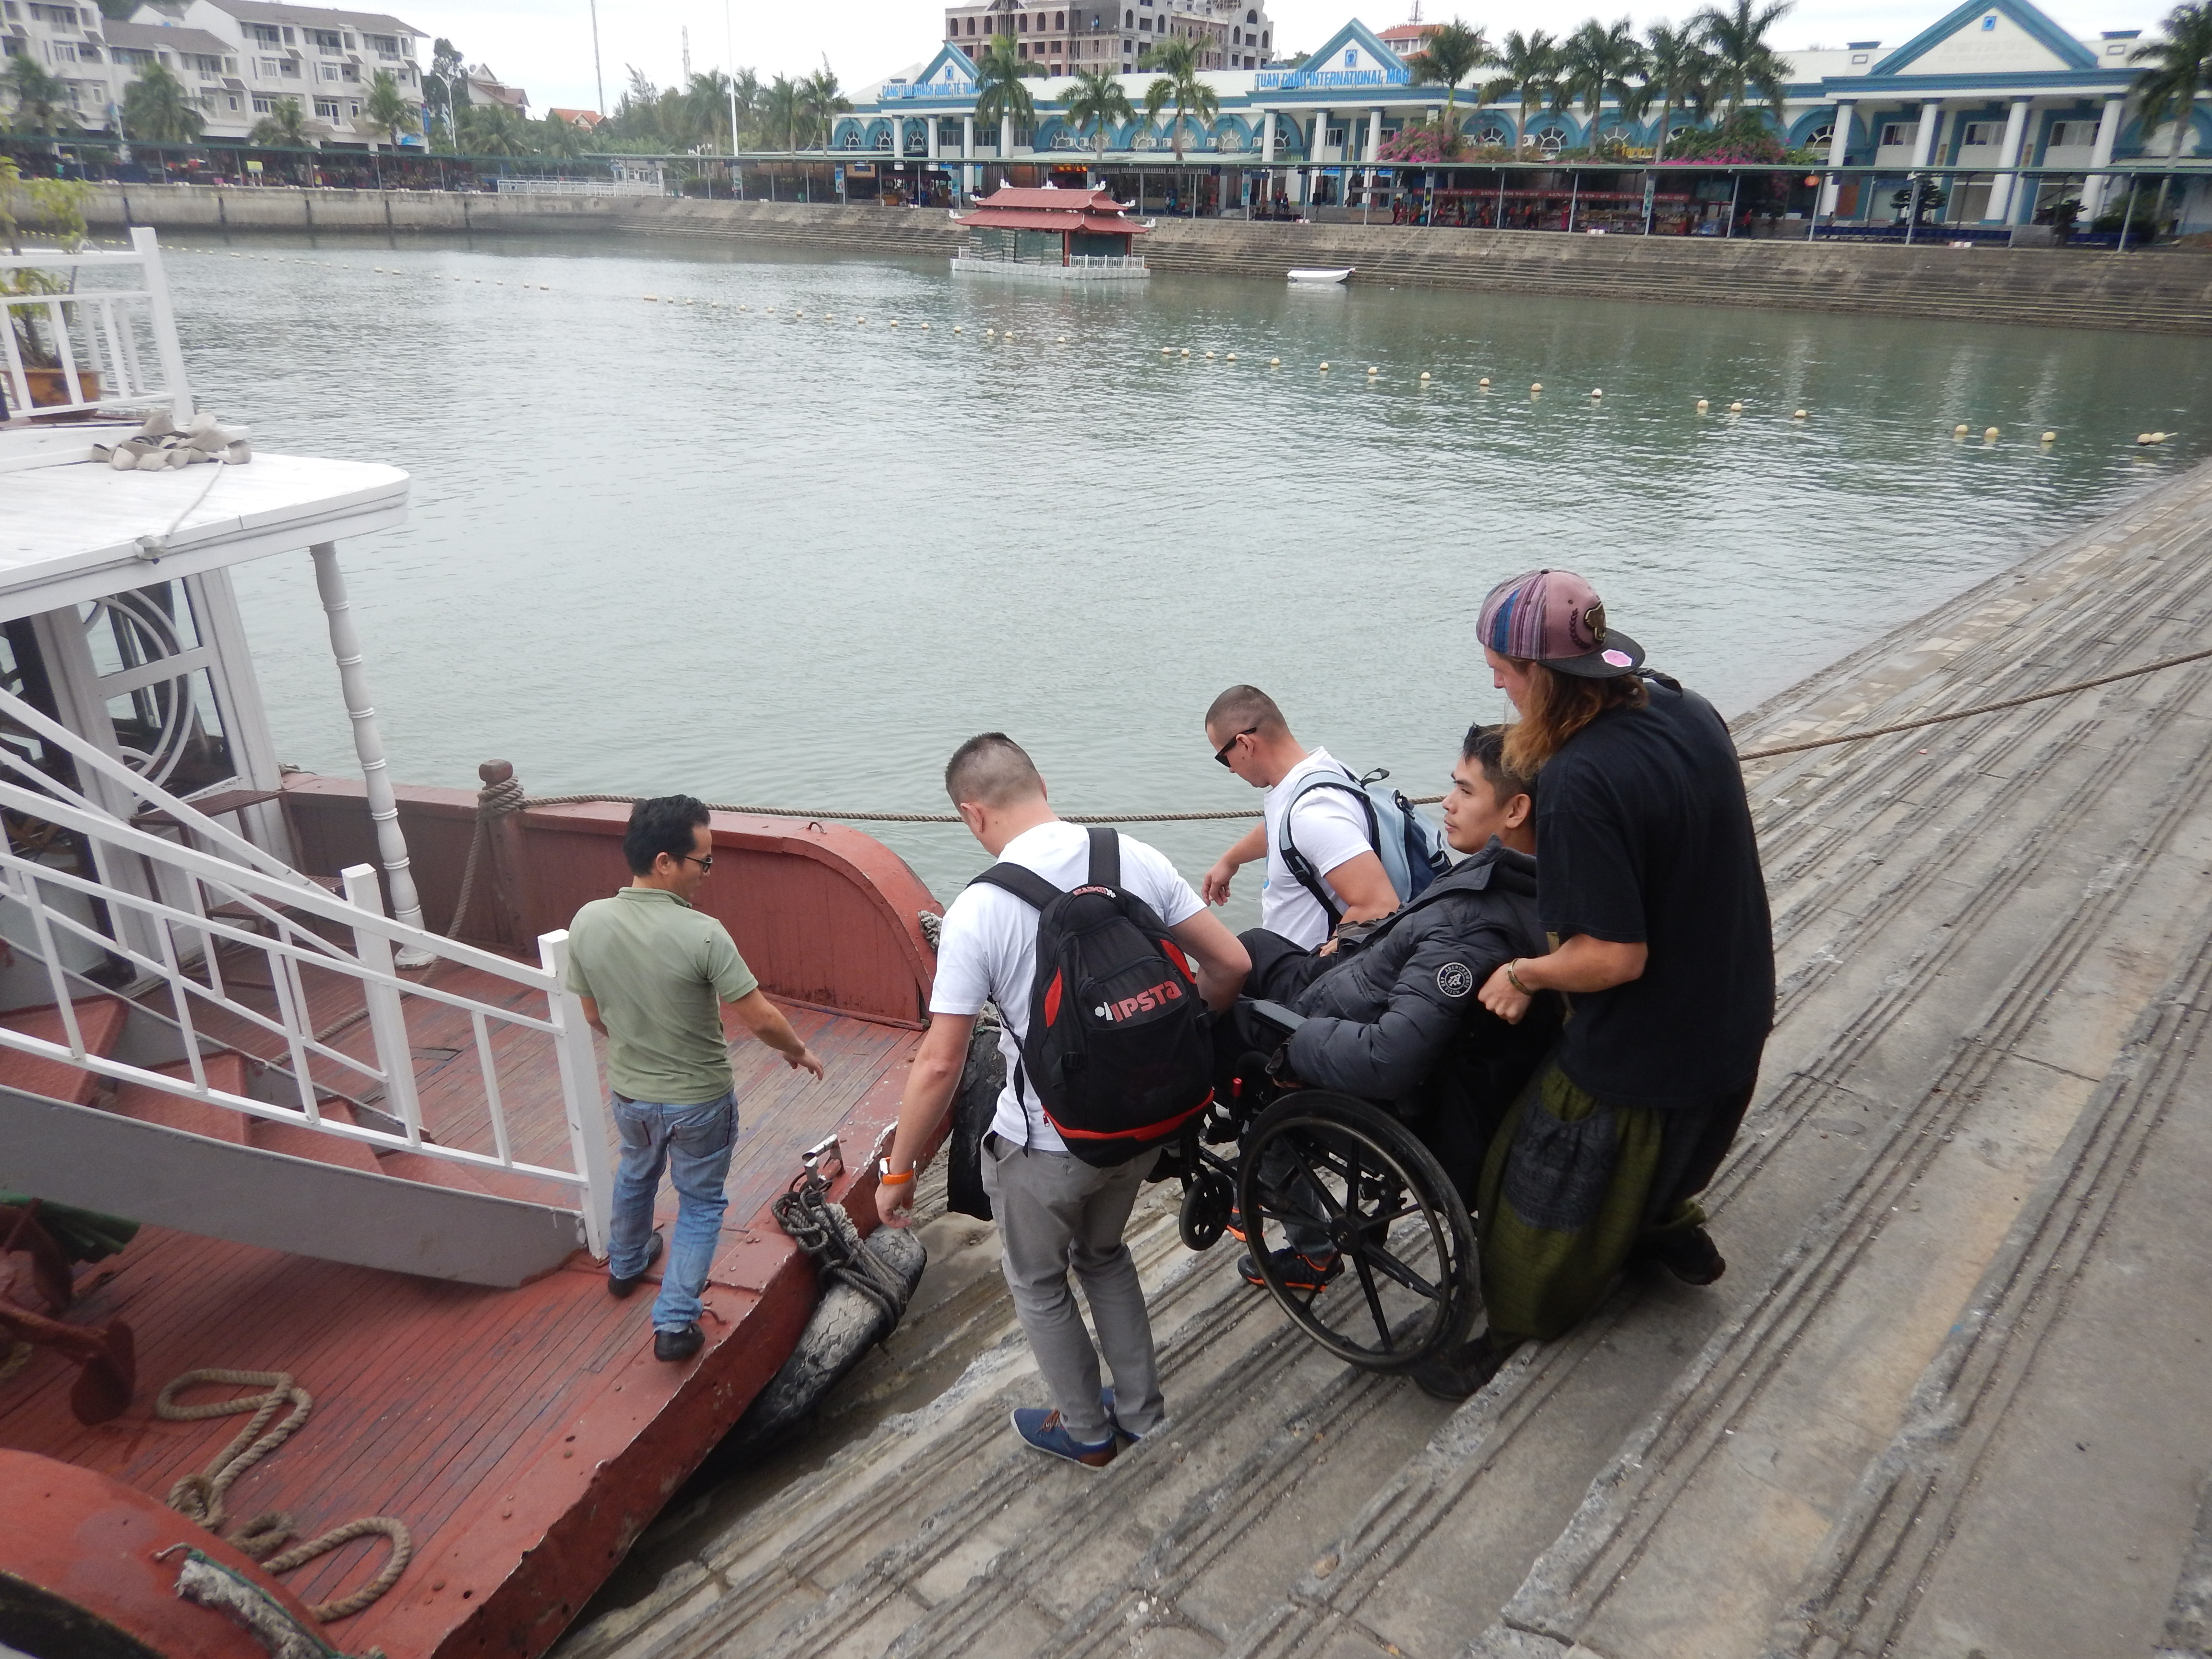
left=0, top=0, right=426, bottom=147
left=940, top=0, right=1275, bottom=75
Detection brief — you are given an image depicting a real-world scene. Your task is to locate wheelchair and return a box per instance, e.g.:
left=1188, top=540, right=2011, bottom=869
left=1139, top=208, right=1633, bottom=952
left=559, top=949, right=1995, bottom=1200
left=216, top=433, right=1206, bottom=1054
left=1169, top=999, right=1481, bottom=1374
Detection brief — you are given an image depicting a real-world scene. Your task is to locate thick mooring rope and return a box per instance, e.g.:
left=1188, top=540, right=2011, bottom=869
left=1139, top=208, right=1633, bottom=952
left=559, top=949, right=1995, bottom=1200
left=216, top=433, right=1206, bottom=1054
left=445, top=769, right=528, bottom=935
left=158, top=1369, right=413, bottom=1623
left=771, top=1172, right=909, bottom=1327
left=517, top=648, right=2212, bottom=826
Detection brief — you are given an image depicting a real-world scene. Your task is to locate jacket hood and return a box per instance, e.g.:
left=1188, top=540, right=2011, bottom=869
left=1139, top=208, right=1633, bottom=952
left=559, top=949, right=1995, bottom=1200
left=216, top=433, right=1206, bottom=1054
left=1434, top=838, right=1537, bottom=898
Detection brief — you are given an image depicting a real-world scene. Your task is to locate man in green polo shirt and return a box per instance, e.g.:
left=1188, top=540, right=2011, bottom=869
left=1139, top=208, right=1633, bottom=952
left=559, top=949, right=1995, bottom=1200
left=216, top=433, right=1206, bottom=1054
left=566, top=795, right=824, bottom=1362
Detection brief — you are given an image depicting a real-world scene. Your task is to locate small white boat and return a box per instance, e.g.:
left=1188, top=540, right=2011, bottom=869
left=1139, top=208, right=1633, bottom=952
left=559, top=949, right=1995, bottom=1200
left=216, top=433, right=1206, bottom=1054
left=1288, top=267, right=1355, bottom=285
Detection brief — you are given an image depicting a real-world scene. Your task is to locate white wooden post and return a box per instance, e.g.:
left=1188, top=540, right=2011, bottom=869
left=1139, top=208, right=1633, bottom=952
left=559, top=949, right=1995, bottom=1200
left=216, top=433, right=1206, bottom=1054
left=1985, top=97, right=2033, bottom=223
left=309, top=541, right=433, bottom=964
left=1819, top=102, right=1854, bottom=216
left=342, top=862, right=423, bottom=1147
left=132, top=227, right=193, bottom=424
left=540, top=929, right=612, bottom=1259
left=2081, top=94, right=2125, bottom=218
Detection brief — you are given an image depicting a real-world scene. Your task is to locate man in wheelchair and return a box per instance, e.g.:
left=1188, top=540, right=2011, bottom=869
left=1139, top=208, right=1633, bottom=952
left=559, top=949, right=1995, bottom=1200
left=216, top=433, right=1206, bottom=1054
left=1192, top=725, right=1561, bottom=1355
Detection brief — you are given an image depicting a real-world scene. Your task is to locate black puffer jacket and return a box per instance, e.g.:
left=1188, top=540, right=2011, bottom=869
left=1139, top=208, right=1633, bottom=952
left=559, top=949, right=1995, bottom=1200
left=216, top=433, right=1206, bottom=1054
left=1280, top=841, right=1548, bottom=1105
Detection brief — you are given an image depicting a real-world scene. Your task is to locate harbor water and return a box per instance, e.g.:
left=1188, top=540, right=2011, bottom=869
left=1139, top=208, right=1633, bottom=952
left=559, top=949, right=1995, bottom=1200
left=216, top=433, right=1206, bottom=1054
left=161, top=233, right=2208, bottom=914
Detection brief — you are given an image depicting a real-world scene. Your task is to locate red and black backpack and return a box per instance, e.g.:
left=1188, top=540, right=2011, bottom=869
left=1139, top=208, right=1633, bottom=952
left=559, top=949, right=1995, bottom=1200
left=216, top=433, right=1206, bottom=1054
left=970, top=827, right=1214, bottom=1167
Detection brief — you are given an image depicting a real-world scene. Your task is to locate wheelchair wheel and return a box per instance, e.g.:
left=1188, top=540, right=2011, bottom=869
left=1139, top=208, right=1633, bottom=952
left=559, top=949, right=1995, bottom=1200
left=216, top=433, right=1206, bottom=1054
left=1178, top=1166, right=1236, bottom=1251
left=1236, top=1092, right=1478, bottom=1372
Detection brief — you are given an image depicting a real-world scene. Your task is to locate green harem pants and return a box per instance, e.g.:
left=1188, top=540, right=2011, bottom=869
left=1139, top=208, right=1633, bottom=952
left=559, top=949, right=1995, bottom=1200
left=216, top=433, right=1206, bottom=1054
left=1474, top=1055, right=1755, bottom=1344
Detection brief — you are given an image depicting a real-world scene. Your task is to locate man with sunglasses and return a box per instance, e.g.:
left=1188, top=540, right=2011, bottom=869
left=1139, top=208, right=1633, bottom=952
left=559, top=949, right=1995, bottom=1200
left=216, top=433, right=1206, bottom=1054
left=565, top=795, right=824, bottom=1362
left=1202, top=685, right=1400, bottom=951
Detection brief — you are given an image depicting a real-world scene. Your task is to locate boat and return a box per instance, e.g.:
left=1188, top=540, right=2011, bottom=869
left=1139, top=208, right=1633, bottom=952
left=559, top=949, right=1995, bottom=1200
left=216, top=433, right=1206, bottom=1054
left=0, top=231, right=948, bottom=1658
left=1288, top=267, right=1355, bottom=285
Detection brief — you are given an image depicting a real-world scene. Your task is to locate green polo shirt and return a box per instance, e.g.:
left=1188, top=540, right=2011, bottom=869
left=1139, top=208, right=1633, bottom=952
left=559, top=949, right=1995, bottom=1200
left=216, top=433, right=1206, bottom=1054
left=564, top=887, right=760, bottom=1106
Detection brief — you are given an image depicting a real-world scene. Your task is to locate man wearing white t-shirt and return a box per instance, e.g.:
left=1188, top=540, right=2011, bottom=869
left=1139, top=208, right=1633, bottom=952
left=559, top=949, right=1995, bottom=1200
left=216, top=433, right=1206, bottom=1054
left=877, top=733, right=1249, bottom=1467
left=1201, top=685, right=1401, bottom=950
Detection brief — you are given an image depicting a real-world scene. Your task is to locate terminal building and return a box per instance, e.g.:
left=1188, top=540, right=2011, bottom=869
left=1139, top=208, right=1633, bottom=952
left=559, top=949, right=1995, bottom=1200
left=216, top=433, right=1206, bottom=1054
left=939, top=0, right=1276, bottom=74
left=842, top=0, right=2210, bottom=231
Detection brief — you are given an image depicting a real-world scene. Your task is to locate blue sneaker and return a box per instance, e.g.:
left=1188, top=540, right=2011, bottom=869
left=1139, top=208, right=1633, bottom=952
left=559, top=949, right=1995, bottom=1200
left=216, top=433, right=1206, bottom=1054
left=1011, top=1406, right=1118, bottom=1467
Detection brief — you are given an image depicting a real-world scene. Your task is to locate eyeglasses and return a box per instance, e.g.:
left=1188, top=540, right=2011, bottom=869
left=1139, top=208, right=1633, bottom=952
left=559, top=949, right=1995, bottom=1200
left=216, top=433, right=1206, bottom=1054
left=1214, top=726, right=1260, bottom=768
left=676, top=853, right=715, bottom=871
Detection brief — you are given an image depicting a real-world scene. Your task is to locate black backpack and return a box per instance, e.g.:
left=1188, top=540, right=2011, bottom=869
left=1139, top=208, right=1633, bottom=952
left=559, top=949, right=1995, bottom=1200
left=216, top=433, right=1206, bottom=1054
left=970, top=827, right=1214, bottom=1167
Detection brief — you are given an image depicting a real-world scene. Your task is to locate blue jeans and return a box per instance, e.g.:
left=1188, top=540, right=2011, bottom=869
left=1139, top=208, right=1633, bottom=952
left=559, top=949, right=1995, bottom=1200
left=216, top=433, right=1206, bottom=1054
left=609, top=1090, right=737, bottom=1332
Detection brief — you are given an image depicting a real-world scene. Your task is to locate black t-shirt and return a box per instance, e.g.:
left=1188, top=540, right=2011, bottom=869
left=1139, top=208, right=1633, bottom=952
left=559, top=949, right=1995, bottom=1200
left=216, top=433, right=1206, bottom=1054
left=1535, top=676, right=1774, bottom=1108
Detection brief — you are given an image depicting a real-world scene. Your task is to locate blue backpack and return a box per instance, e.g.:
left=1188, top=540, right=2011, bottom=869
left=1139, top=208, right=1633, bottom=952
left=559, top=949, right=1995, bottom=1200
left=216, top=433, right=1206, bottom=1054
left=1278, top=764, right=1452, bottom=929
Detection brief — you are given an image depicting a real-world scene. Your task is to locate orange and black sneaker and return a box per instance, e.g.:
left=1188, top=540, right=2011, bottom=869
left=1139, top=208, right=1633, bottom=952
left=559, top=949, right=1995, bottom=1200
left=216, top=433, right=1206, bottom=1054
left=1238, top=1247, right=1339, bottom=1292
left=1225, top=1202, right=1246, bottom=1244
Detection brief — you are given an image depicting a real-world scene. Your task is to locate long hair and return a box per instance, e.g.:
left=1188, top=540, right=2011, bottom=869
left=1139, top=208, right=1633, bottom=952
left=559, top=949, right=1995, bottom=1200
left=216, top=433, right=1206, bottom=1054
left=1502, top=663, right=1647, bottom=776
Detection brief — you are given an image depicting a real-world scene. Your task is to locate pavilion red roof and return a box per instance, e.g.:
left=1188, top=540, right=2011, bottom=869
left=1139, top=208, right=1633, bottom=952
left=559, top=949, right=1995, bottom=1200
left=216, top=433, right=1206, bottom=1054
left=951, top=184, right=1150, bottom=234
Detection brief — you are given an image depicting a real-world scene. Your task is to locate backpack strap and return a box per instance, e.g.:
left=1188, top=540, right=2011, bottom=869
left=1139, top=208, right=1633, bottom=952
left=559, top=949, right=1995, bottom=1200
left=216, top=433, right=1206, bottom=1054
left=969, top=861, right=1064, bottom=911
left=1277, top=772, right=1381, bottom=930
left=1086, top=825, right=1121, bottom=889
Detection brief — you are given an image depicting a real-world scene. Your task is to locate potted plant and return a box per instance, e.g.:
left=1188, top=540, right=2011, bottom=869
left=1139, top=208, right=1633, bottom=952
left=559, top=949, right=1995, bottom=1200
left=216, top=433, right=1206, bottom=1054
left=1, top=160, right=104, bottom=413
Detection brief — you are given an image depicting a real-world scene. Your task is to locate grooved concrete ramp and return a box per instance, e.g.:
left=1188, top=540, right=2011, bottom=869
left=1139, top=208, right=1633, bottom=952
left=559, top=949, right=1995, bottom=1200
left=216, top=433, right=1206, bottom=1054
left=556, top=457, right=2212, bottom=1659
left=76, top=188, right=2212, bottom=335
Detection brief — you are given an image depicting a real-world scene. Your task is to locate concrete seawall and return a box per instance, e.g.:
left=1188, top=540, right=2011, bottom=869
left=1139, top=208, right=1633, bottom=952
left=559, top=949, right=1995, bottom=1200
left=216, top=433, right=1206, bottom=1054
left=82, top=184, right=2212, bottom=335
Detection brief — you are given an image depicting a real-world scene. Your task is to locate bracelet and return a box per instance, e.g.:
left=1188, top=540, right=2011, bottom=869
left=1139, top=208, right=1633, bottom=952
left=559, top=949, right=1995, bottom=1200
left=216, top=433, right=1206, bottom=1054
left=877, top=1159, right=914, bottom=1187
left=1505, top=959, right=1532, bottom=995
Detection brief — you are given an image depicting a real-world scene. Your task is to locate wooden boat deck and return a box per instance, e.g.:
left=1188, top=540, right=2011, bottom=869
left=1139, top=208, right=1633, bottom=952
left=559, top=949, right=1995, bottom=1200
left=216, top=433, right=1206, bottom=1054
left=0, top=947, right=920, bottom=1659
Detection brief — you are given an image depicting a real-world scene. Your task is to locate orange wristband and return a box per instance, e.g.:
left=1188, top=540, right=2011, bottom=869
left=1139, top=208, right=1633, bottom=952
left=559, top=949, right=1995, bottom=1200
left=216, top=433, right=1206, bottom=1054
left=878, top=1160, right=914, bottom=1187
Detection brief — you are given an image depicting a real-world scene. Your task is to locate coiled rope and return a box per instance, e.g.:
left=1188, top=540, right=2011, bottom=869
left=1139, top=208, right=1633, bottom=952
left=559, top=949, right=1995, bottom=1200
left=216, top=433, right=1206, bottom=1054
left=158, top=1369, right=412, bottom=1623
left=519, top=647, right=2212, bottom=825
left=445, top=767, right=528, bottom=935
left=770, top=1171, right=909, bottom=1327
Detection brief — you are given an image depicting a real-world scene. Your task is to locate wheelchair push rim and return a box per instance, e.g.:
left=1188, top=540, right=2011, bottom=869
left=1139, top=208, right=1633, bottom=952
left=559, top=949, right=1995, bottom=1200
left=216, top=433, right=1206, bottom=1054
left=1235, top=1092, right=1478, bottom=1372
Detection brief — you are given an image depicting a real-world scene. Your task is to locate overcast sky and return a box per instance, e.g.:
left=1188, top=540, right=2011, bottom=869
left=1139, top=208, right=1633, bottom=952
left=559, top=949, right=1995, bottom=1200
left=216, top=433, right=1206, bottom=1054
left=427, top=0, right=2167, bottom=118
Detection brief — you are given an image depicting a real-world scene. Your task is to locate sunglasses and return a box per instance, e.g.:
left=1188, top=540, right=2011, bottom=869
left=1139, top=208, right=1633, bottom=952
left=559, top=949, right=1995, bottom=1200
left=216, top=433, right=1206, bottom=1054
left=1214, top=726, right=1260, bottom=768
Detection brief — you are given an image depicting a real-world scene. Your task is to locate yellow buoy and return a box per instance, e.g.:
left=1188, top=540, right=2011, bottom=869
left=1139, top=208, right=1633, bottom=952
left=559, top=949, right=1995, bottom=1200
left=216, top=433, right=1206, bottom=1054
left=856, top=315, right=866, bottom=323
left=1984, top=426, right=2000, bottom=440
left=1367, top=365, right=1379, bottom=375
left=1729, top=401, right=1743, bottom=412
left=1178, top=347, right=1189, bottom=356
left=2138, top=433, right=2154, bottom=444
left=1058, top=335, right=1068, bottom=343
left=1161, top=347, right=1173, bottom=355
left=1696, top=398, right=1709, bottom=409
left=643, top=294, right=659, bottom=302
left=1793, top=409, right=1807, bottom=420
left=1954, top=423, right=1971, bottom=435
left=1320, top=361, right=1331, bottom=370
left=921, top=322, right=931, bottom=329
left=952, top=325, right=962, bottom=333
left=1270, top=358, right=1280, bottom=366
left=1205, top=351, right=1214, bottom=359
left=1005, top=333, right=1016, bottom=341
left=1226, top=352, right=1237, bottom=361
left=1590, top=387, right=1602, bottom=397
left=2152, top=431, right=2169, bottom=443
left=1419, top=372, right=1431, bottom=382
left=1479, top=376, right=1491, bottom=386
left=890, top=320, right=900, bottom=327
left=1531, top=382, right=1542, bottom=392
left=2042, top=430, right=2056, bottom=443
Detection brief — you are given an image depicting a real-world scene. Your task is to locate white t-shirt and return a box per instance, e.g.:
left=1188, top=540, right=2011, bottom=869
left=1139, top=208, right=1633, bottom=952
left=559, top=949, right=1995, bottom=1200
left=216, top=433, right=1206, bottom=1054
left=1260, top=747, right=1377, bottom=950
left=931, top=820, right=1208, bottom=1152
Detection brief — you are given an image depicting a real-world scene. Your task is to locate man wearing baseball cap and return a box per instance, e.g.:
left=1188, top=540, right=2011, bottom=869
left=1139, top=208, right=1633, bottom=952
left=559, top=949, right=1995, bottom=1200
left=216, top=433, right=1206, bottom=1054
left=1412, top=568, right=1774, bottom=1400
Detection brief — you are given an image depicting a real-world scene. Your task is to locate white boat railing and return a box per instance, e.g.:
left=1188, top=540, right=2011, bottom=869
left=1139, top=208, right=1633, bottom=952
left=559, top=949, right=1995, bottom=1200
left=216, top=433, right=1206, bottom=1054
left=0, top=685, right=612, bottom=1254
left=0, top=227, right=192, bottom=424
left=952, top=249, right=1147, bottom=272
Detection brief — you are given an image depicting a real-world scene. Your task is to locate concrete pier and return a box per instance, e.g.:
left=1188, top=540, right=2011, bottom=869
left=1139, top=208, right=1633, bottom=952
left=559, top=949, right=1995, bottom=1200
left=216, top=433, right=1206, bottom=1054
left=551, top=456, right=2212, bottom=1659
left=74, top=186, right=2212, bottom=336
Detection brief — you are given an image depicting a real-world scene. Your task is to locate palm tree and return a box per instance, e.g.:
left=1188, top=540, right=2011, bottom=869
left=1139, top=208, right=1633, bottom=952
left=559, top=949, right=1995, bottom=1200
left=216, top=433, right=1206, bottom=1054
left=537, top=111, right=589, bottom=159
left=4, top=56, right=80, bottom=144
left=360, top=69, right=418, bottom=147
left=761, top=74, right=801, bottom=150
left=121, top=61, right=206, bottom=145
left=798, top=61, right=850, bottom=151
left=1065, top=64, right=1134, bottom=157
left=1695, top=0, right=1793, bottom=122
left=1480, top=30, right=1559, bottom=154
left=458, top=99, right=533, bottom=156
left=1141, top=35, right=1218, bottom=163
left=2129, top=3, right=2212, bottom=237
left=1407, top=19, right=1495, bottom=133
left=1635, top=21, right=1712, bottom=160
left=247, top=96, right=313, bottom=149
left=1560, top=18, right=1646, bottom=151
left=973, top=35, right=1045, bottom=155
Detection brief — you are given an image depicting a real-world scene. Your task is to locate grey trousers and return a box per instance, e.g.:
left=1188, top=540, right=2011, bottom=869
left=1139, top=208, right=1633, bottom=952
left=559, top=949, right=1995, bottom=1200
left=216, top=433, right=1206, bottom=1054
left=981, top=1131, right=1166, bottom=1443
